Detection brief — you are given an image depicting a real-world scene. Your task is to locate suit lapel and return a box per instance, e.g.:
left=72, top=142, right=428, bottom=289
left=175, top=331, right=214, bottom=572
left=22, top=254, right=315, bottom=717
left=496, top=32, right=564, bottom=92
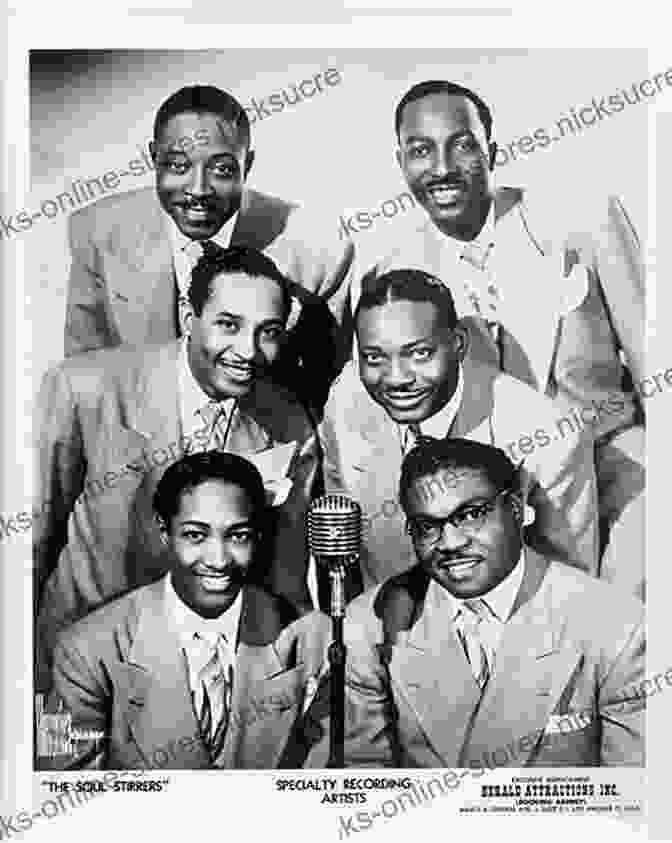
left=462, top=552, right=581, bottom=767
left=488, top=193, right=569, bottom=392
left=118, top=582, right=210, bottom=769
left=227, top=402, right=274, bottom=456
left=106, top=192, right=176, bottom=346
left=390, top=588, right=481, bottom=766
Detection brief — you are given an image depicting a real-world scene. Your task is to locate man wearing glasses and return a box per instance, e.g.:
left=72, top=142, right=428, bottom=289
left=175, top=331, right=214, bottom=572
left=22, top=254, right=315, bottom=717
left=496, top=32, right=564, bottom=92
left=342, top=438, right=644, bottom=768
left=319, top=267, right=597, bottom=594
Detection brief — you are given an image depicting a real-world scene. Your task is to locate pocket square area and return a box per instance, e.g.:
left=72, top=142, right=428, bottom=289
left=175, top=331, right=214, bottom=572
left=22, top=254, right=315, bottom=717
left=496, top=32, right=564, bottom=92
left=544, top=710, right=594, bottom=734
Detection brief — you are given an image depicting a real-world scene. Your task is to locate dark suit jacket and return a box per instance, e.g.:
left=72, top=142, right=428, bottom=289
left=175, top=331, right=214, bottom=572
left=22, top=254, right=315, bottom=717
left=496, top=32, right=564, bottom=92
left=64, top=186, right=355, bottom=413
left=35, top=341, right=321, bottom=685
left=43, top=581, right=332, bottom=770
left=344, top=550, right=645, bottom=768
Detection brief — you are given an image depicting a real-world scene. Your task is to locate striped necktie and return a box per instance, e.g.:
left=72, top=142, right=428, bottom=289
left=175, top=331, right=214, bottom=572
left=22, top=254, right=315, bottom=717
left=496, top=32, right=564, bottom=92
left=192, top=633, right=233, bottom=764
left=198, top=400, right=231, bottom=451
left=454, top=599, right=494, bottom=690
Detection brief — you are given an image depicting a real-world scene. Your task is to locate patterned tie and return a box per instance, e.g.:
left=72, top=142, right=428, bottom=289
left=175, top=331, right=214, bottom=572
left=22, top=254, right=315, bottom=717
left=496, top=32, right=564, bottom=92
left=402, top=422, right=422, bottom=455
left=454, top=599, right=494, bottom=690
left=175, top=240, right=224, bottom=334
left=198, top=400, right=231, bottom=451
left=193, top=632, right=233, bottom=764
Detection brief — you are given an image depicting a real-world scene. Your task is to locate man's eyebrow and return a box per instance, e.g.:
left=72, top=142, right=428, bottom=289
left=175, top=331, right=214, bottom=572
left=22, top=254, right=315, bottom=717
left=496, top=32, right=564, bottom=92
left=178, top=519, right=255, bottom=530
left=403, top=134, right=432, bottom=146
left=401, top=337, right=434, bottom=351
left=223, top=519, right=255, bottom=532
left=213, top=310, right=241, bottom=320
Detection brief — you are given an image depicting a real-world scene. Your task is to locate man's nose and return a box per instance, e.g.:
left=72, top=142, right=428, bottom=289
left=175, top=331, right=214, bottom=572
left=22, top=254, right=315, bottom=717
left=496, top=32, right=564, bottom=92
left=203, top=538, right=229, bottom=569
left=429, top=144, right=457, bottom=179
left=233, top=328, right=257, bottom=361
left=187, top=164, right=214, bottom=198
left=385, top=357, right=414, bottom=387
left=435, top=521, right=471, bottom=551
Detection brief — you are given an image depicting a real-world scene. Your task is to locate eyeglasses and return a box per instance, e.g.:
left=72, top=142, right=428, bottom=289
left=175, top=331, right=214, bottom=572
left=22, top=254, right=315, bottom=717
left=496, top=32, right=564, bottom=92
left=406, top=488, right=512, bottom=546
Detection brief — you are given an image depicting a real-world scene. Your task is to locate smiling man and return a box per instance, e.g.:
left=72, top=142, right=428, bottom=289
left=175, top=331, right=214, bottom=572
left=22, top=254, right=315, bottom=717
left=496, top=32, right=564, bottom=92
left=64, top=85, right=354, bottom=413
left=359, top=79, right=645, bottom=598
left=42, top=452, right=331, bottom=770
left=319, top=267, right=597, bottom=593
left=36, top=246, right=321, bottom=690
left=343, top=438, right=645, bottom=769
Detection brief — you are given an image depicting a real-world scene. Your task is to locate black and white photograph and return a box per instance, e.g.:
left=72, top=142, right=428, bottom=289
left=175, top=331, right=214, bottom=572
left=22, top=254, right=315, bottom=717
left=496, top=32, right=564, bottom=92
left=3, top=35, right=665, bottom=842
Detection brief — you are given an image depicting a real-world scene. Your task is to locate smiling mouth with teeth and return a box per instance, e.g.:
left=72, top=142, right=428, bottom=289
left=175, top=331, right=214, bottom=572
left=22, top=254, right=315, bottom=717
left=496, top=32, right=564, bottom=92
left=441, top=558, right=482, bottom=574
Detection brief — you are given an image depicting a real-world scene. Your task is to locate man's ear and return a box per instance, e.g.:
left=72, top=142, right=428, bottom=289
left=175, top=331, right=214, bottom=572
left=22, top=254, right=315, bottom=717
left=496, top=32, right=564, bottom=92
left=451, top=322, right=470, bottom=361
left=244, top=148, right=255, bottom=179
left=149, top=140, right=157, bottom=166
left=488, top=141, right=498, bottom=171
left=395, top=146, right=403, bottom=171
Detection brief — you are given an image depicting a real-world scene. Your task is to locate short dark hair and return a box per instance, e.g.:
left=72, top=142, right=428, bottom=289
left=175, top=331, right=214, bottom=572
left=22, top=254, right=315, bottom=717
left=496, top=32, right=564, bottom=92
left=399, top=437, right=517, bottom=513
left=154, top=85, right=251, bottom=149
left=355, top=268, right=458, bottom=332
left=153, top=451, right=267, bottom=528
left=188, top=244, right=292, bottom=319
left=395, top=80, right=493, bottom=142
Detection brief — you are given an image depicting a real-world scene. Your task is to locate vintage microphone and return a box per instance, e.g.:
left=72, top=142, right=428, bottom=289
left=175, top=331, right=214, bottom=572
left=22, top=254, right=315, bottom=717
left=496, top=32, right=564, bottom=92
left=307, top=494, right=362, bottom=768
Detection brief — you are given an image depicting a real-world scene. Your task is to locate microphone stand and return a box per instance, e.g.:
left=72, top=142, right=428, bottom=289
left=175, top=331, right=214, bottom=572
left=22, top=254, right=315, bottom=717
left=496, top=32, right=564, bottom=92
left=327, top=562, right=348, bottom=769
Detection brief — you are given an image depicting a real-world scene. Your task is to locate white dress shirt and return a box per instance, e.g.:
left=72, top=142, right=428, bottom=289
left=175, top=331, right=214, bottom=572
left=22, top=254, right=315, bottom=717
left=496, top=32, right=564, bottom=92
left=164, top=573, right=242, bottom=728
left=177, top=337, right=236, bottom=451
left=167, top=211, right=239, bottom=298
left=397, top=364, right=465, bottom=453
left=426, top=203, right=500, bottom=321
left=428, top=549, right=526, bottom=677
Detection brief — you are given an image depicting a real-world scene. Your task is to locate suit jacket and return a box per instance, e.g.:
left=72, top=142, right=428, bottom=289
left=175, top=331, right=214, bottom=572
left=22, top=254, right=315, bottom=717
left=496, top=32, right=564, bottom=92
left=36, top=341, right=320, bottom=683
left=343, top=550, right=645, bottom=768
left=364, top=188, right=644, bottom=440
left=64, top=186, right=355, bottom=412
left=319, top=356, right=598, bottom=589
left=44, top=581, right=332, bottom=770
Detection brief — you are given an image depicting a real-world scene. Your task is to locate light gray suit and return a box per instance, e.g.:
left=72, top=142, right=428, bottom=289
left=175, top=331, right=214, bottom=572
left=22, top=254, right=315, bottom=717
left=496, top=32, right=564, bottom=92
left=35, top=341, right=320, bottom=687
left=361, top=188, right=645, bottom=596
left=344, top=550, right=645, bottom=768
left=320, top=355, right=598, bottom=588
left=44, top=581, right=332, bottom=770
left=65, top=185, right=354, bottom=354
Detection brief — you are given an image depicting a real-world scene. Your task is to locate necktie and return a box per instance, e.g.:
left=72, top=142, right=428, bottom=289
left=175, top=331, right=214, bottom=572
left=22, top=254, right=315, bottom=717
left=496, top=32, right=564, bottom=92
left=455, top=599, right=493, bottom=690
left=175, top=240, right=223, bottom=335
left=193, top=633, right=233, bottom=764
left=198, top=401, right=231, bottom=451
left=402, top=422, right=422, bottom=455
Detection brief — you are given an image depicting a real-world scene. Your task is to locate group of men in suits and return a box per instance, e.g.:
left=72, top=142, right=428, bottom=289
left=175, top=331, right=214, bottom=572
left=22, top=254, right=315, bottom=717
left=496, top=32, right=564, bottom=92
left=34, top=77, right=645, bottom=769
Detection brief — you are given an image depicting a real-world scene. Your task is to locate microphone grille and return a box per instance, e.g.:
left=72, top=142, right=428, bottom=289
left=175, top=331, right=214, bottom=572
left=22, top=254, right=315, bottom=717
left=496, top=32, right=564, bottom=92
left=308, top=495, right=362, bottom=558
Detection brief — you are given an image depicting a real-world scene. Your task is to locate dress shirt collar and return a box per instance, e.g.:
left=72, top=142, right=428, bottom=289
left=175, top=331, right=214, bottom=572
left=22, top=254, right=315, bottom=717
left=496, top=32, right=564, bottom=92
left=166, top=209, right=239, bottom=258
left=427, top=547, right=526, bottom=624
left=427, top=199, right=496, bottom=267
left=397, top=363, right=464, bottom=445
left=178, top=336, right=234, bottom=433
left=164, top=572, right=243, bottom=651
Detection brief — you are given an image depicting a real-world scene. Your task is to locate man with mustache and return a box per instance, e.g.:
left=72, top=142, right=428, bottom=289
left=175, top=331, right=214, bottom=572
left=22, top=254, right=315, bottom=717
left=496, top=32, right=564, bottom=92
left=40, top=452, right=332, bottom=770
left=36, top=246, right=320, bottom=689
left=343, top=438, right=644, bottom=768
left=361, top=80, right=644, bottom=598
left=64, top=84, right=354, bottom=413
left=319, top=268, right=597, bottom=594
